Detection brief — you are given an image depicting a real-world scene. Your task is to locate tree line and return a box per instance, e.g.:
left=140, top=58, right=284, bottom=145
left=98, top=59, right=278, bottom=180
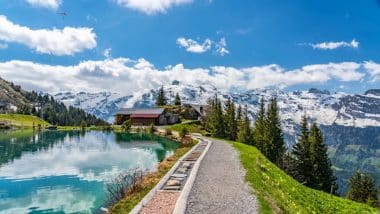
left=17, top=91, right=108, bottom=126
left=201, top=95, right=378, bottom=206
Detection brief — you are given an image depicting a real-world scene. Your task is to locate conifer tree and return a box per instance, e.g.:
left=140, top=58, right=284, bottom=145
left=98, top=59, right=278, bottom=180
left=214, top=97, right=226, bottom=138
left=174, top=93, right=181, bottom=106
left=265, top=97, right=285, bottom=166
left=347, top=171, right=378, bottom=206
left=309, top=123, right=338, bottom=194
left=156, top=86, right=167, bottom=106
left=236, top=105, right=242, bottom=125
left=208, top=96, right=225, bottom=138
left=237, top=106, right=253, bottom=145
left=225, top=97, right=237, bottom=140
left=291, top=115, right=314, bottom=186
left=253, top=96, right=266, bottom=153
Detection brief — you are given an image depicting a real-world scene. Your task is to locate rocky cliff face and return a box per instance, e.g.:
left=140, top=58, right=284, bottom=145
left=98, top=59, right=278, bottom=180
left=0, top=77, right=30, bottom=111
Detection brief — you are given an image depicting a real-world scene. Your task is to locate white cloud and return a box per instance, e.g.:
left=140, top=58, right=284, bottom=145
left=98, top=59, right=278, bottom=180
left=310, top=39, right=359, bottom=50
left=0, top=15, right=96, bottom=56
left=177, top=37, right=229, bottom=55
left=0, top=58, right=369, bottom=94
left=26, top=0, right=61, bottom=10
left=177, top=37, right=212, bottom=53
left=103, top=48, right=112, bottom=58
left=114, top=0, right=192, bottom=15
left=363, top=61, right=380, bottom=82
left=215, top=37, right=229, bottom=56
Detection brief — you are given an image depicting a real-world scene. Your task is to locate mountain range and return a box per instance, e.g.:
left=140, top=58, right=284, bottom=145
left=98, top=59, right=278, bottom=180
left=54, top=81, right=380, bottom=194
left=54, top=81, right=380, bottom=131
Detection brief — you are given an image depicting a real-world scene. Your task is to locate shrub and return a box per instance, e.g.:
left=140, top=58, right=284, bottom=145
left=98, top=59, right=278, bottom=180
left=80, top=121, right=87, bottom=130
left=149, top=123, right=155, bottom=134
left=165, top=128, right=172, bottom=136
left=121, top=120, right=132, bottom=132
left=180, top=126, right=189, bottom=138
left=181, top=136, right=195, bottom=147
left=106, top=169, right=145, bottom=207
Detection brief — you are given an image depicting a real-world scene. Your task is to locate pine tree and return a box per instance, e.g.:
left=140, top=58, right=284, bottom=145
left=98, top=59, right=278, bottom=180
left=309, top=123, right=338, bottom=194
left=347, top=171, right=378, bottom=206
left=224, top=97, right=237, bottom=140
left=237, top=106, right=253, bottom=145
left=236, top=105, right=242, bottom=125
left=174, top=93, right=181, bottom=106
left=264, top=97, right=285, bottom=166
left=291, top=115, right=314, bottom=186
left=208, top=96, right=225, bottom=138
left=214, top=97, right=226, bottom=138
left=156, top=86, right=167, bottom=106
left=253, top=96, right=266, bottom=153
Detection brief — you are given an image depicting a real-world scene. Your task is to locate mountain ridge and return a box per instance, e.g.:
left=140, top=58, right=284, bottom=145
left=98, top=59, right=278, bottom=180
left=54, top=83, right=380, bottom=194
left=54, top=83, right=380, bottom=130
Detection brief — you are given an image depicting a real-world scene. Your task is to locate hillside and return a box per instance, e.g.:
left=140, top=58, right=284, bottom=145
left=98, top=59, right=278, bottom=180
left=232, top=141, right=377, bottom=213
left=0, top=76, right=108, bottom=126
left=0, top=114, right=50, bottom=128
left=0, top=77, right=30, bottom=109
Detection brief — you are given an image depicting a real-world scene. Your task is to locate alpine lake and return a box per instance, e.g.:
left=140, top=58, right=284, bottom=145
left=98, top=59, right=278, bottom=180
left=0, top=130, right=180, bottom=213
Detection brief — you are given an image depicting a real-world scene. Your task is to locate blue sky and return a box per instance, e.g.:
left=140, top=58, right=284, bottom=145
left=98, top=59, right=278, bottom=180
left=0, top=0, right=379, bottom=94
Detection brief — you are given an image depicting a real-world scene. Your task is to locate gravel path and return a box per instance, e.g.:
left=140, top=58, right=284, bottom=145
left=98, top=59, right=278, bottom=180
left=140, top=192, right=179, bottom=214
left=185, top=139, right=259, bottom=214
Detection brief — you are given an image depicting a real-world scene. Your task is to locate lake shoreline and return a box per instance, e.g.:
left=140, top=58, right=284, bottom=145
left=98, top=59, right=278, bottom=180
left=110, top=134, right=197, bottom=213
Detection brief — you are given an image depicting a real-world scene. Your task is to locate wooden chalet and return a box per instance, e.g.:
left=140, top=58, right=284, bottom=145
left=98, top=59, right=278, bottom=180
left=115, top=108, right=165, bottom=126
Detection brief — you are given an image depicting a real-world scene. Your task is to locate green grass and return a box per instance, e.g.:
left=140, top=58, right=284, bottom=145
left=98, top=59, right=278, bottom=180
left=169, top=120, right=209, bottom=135
left=0, top=114, right=112, bottom=130
left=231, top=141, right=377, bottom=214
left=0, top=114, right=50, bottom=128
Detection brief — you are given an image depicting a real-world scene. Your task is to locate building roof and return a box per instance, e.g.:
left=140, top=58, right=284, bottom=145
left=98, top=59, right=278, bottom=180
left=116, top=108, right=165, bottom=115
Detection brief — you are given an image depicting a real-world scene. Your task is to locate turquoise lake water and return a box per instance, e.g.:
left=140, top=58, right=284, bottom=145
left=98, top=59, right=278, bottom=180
left=0, top=130, right=179, bottom=213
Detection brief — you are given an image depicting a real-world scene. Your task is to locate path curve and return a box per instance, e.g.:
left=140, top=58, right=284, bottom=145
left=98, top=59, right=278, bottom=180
left=185, top=138, right=259, bottom=214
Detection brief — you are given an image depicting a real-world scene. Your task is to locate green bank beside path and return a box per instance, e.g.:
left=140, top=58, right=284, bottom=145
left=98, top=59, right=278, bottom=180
left=230, top=140, right=377, bottom=214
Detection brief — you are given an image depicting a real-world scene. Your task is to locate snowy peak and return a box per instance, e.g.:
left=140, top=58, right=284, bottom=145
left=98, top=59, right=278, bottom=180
left=55, top=91, right=132, bottom=122
left=54, top=85, right=380, bottom=130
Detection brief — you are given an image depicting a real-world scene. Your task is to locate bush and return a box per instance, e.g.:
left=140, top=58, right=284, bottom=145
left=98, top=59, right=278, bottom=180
left=149, top=123, right=155, bottom=134
left=80, top=121, right=87, bottom=130
left=181, top=136, right=195, bottom=147
left=180, top=126, right=189, bottom=138
left=121, top=120, right=132, bottom=132
left=165, top=128, right=172, bottom=136
left=106, top=169, right=145, bottom=207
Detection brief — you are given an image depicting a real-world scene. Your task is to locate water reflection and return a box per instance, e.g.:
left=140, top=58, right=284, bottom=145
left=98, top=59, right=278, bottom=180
left=0, top=130, right=179, bottom=213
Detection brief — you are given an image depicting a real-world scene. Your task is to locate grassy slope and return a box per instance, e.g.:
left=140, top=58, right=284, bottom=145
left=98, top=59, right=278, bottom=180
left=169, top=120, right=209, bottom=135
left=0, top=114, right=50, bottom=127
left=231, top=141, right=377, bottom=214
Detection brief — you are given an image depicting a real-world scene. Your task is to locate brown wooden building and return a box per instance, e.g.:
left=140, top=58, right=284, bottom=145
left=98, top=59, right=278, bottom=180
left=115, top=108, right=165, bottom=126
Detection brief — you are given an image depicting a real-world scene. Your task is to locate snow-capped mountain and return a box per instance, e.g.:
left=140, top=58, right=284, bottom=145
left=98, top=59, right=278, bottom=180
left=54, top=82, right=380, bottom=195
left=55, top=82, right=380, bottom=132
left=54, top=92, right=132, bottom=122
